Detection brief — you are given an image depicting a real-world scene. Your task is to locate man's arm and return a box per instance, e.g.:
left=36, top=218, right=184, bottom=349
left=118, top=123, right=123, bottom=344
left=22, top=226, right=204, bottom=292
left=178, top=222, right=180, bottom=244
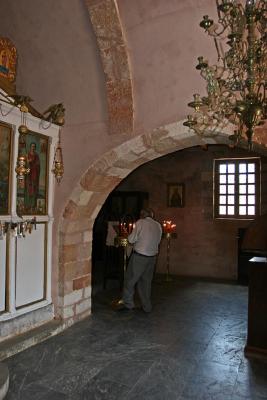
left=127, top=220, right=141, bottom=244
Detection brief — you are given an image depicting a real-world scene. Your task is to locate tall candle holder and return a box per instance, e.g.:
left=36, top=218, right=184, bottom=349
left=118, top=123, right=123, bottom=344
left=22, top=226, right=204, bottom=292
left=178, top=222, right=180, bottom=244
left=162, top=220, right=176, bottom=282
left=114, top=219, right=135, bottom=273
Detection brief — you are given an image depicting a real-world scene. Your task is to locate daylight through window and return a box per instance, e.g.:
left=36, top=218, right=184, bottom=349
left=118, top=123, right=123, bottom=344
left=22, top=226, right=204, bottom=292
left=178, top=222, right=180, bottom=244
left=214, top=158, right=260, bottom=219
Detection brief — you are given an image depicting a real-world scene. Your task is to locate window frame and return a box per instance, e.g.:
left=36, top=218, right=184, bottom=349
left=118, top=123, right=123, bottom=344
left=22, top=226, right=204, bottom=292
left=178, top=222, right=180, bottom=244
left=213, top=157, right=261, bottom=220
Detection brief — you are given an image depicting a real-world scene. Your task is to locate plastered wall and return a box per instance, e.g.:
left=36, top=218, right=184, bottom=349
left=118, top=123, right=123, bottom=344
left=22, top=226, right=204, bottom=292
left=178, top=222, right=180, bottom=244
left=117, top=145, right=267, bottom=280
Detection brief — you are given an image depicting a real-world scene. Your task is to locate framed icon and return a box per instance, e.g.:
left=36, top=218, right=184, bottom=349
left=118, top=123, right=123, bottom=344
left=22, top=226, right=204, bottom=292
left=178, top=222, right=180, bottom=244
left=17, top=131, right=49, bottom=215
left=0, top=121, right=13, bottom=214
left=167, top=183, right=184, bottom=208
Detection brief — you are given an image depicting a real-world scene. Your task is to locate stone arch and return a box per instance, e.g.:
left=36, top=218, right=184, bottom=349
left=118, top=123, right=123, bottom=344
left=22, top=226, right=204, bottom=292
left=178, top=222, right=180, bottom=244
left=56, top=120, right=233, bottom=321
left=85, top=0, right=133, bottom=135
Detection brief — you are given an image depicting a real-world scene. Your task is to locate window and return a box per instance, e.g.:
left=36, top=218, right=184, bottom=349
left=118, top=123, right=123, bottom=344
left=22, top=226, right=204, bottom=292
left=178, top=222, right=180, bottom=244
left=214, top=158, right=260, bottom=219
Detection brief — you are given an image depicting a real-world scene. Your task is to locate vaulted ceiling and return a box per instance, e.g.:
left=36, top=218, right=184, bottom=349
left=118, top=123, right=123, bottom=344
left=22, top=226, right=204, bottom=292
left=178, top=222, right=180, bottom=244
left=1, top=0, right=266, bottom=218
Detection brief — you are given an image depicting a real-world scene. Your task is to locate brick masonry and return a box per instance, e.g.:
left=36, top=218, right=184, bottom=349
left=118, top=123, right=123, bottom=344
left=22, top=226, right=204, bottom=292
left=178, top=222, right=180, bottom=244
left=57, top=118, right=267, bottom=321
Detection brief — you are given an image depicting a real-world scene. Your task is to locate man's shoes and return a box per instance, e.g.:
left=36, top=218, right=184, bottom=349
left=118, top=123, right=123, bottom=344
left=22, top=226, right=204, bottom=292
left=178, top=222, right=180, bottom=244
left=116, top=304, right=131, bottom=311
left=113, top=299, right=132, bottom=312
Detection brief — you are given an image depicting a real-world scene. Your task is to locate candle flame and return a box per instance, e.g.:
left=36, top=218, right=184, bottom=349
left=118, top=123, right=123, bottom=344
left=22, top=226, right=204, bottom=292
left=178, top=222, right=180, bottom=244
left=162, top=220, right=176, bottom=233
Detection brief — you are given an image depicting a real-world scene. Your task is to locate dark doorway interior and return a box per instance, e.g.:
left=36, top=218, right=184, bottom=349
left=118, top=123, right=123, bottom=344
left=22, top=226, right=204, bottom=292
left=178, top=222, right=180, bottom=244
left=92, top=191, right=149, bottom=297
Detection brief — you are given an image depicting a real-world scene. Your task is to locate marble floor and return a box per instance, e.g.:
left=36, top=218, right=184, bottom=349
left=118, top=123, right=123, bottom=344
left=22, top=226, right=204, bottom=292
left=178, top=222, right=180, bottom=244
left=5, top=278, right=267, bottom=400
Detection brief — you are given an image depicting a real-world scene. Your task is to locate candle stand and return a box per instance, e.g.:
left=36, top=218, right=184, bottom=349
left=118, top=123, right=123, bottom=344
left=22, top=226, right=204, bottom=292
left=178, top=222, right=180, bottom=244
left=111, top=221, right=133, bottom=310
left=165, top=232, right=172, bottom=281
left=162, top=220, right=177, bottom=282
left=114, top=235, right=128, bottom=273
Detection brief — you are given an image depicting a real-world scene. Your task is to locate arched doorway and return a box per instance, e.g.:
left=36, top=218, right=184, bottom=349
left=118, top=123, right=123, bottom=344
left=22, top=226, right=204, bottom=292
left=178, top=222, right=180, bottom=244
left=90, top=142, right=267, bottom=309
left=55, top=120, right=257, bottom=322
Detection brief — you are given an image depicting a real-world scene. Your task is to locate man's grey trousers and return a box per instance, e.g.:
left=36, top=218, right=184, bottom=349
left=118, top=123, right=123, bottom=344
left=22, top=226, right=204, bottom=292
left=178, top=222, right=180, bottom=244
left=122, top=252, right=156, bottom=312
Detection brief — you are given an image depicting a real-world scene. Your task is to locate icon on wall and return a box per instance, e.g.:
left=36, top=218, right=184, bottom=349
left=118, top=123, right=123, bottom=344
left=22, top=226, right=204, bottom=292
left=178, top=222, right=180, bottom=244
left=17, top=131, right=49, bottom=216
left=167, top=183, right=185, bottom=208
left=0, top=37, right=17, bottom=83
left=0, top=122, right=12, bottom=215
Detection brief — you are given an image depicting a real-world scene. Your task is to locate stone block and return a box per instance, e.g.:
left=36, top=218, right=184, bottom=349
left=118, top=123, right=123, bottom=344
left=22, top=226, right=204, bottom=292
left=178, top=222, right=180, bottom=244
left=63, top=232, right=83, bottom=246
left=75, top=299, right=91, bottom=315
left=130, top=136, right=148, bottom=155
left=61, top=219, right=93, bottom=235
left=106, top=80, right=133, bottom=135
left=83, top=286, right=91, bottom=299
left=73, top=275, right=90, bottom=290
left=83, top=230, right=92, bottom=243
left=107, top=166, right=130, bottom=178
left=79, top=191, right=94, bottom=206
left=62, top=305, right=74, bottom=319
left=64, top=260, right=90, bottom=281
left=74, top=309, right=91, bottom=321
left=93, top=150, right=118, bottom=173
left=62, top=280, right=73, bottom=295
left=61, top=244, right=78, bottom=263
left=91, top=204, right=102, bottom=220
left=63, top=200, right=78, bottom=220
left=77, top=243, right=91, bottom=260
left=80, top=170, right=120, bottom=192
left=63, top=289, right=83, bottom=307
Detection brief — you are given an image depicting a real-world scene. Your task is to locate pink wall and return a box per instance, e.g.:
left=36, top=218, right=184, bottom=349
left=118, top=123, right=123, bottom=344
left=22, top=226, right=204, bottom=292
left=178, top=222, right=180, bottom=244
left=117, top=145, right=267, bottom=280
left=0, top=1, right=266, bottom=319
left=0, top=0, right=221, bottom=221
left=117, top=0, right=217, bottom=133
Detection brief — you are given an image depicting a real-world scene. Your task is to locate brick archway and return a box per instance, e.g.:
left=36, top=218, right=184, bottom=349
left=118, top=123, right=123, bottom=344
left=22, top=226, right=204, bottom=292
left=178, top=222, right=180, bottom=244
left=56, top=120, right=232, bottom=321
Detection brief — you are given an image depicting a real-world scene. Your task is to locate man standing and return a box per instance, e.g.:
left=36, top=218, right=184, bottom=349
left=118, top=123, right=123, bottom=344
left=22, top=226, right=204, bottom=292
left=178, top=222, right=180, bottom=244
left=116, top=208, right=162, bottom=313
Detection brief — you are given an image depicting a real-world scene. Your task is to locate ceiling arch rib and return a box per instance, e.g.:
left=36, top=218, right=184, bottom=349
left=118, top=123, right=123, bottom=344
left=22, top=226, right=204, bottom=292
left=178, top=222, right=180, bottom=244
left=85, top=0, right=133, bottom=135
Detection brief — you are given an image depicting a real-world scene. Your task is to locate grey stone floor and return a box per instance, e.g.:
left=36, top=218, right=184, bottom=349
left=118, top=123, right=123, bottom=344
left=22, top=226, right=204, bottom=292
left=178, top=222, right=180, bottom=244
left=5, top=278, right=267, bottom=399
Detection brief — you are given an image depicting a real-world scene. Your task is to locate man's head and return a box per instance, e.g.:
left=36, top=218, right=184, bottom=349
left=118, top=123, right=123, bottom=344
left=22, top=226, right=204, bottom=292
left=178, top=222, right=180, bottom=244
left=140, top=208, right=154, bottom=219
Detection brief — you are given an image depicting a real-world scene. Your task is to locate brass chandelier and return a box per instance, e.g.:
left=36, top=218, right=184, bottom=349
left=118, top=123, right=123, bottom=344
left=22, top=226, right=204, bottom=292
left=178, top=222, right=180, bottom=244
left=184, top=0, right=267, bottom=149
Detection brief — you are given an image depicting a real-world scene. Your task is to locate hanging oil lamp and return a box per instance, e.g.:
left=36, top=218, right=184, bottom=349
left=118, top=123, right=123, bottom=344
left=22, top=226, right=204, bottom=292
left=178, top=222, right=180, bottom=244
left=15, top=100, right=31, bottom=184
left=52, top=129, right=64, bottom=184
left=18, top=102, right=29, bottom=135
left=15, top=154, right=30, bottom=184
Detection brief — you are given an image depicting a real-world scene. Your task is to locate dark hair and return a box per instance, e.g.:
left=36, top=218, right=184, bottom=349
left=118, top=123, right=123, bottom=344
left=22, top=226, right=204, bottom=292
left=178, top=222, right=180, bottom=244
left=140, top=208, right=154, bottom=218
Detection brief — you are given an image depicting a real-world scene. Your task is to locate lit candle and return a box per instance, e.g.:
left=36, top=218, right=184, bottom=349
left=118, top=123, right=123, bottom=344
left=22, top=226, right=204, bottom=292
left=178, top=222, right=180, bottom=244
left=163, top=220, right=176, bottom=234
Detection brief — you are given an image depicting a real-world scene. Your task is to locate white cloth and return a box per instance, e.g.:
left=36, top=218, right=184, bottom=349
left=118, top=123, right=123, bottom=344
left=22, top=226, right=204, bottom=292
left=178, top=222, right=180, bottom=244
left=127, top=217, right=162, bottom=256
left=106, top=221, right=119, bottom=246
